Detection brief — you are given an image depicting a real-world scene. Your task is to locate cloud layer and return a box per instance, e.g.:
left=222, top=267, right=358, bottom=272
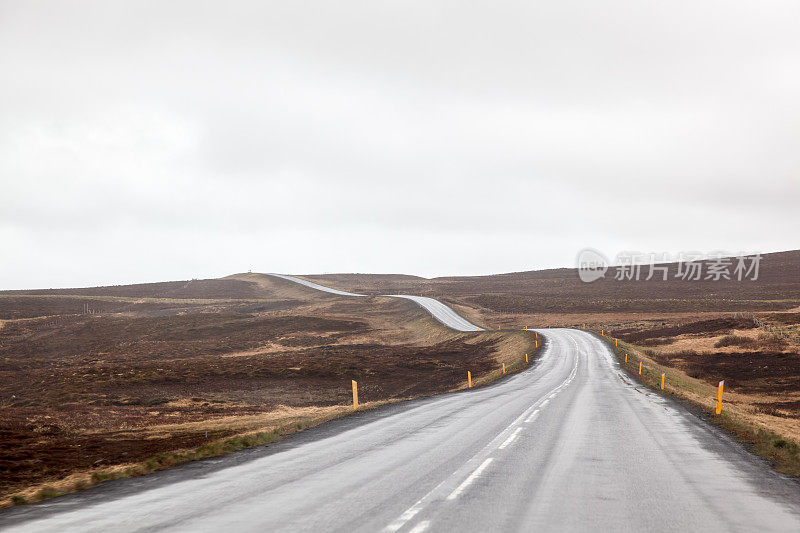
left=2, top=1, right=799, bottom=288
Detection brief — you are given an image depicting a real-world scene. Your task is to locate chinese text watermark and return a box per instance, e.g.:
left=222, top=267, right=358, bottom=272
left=576, top=249, right=761, bottom=283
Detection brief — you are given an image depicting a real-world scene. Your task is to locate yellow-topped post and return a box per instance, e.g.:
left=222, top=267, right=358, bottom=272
left=351, top=380, right=359, bottom=410
left=638, top=362, right=642, bottom=375
left=467, top=371, right=472, bottom=388
left=716, top=380, right=724, bottom=414
left=661, top=373, right=665, bottom=390
left=502, top=363, right=506, bottom=374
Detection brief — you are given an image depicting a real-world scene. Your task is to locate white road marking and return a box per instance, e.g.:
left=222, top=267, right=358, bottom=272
left=382, top=482, right=446, bottom=533
left=498, top=427, right=522, bottom=449
left=407, top=520, right=431, bottom=533
left=447, top=458, right=494, bottom=501
left=384, top=331, right=580, bottom=531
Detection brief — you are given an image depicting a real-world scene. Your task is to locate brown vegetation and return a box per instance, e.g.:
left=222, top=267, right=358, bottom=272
left=0, top=274, right=535, bottom=506
left=302, top=250, right=800, bottom=318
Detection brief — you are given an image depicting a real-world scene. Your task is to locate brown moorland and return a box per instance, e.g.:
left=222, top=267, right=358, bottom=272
left=0, top=274, right=535, bottom=506
left=301, top=249, right=800, bottom=326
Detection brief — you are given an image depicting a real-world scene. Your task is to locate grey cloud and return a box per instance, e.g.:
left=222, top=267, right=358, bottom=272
left=1, top=1, right=799, bottom=288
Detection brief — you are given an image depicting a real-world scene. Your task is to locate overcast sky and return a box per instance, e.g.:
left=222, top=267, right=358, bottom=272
left=2, top=1, right=799, bottom=289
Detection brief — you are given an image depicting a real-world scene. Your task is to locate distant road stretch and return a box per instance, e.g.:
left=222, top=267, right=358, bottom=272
left=268, top=274, right=484, bottom=332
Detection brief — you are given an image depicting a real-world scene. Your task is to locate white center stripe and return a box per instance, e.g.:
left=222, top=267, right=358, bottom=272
left=447, top=458, right=494, bottom=501
left=498, top=427, right=523, bottom=449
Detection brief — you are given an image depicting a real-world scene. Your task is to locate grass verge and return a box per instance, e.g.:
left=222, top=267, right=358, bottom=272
left=603, top=334, right=800, bottom=477
left=2, top=405, right=360, bottom=509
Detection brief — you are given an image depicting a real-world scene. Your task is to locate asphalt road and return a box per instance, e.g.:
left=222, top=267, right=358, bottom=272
left=266, top=274, right=483, bottom=331
left=3, top=328, right=799, bottom=532
left=266, top=273, right=367, bottom=298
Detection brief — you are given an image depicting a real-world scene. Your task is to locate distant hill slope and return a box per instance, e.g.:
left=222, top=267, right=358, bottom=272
left=305, top=250, right=800, bottom=313
left=3, top=251, right=798, bottom=314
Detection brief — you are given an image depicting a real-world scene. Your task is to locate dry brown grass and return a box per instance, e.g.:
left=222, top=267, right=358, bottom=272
left=0, top=274, right=537, bottom=508
left=1, top=403, right=360, bottom=509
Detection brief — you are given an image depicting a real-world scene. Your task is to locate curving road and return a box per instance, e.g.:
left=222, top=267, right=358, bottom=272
left=3, top=329, right=799, bottom=532
left=383, top=294, right=482, bottom=332
left=268, top=274, right=483, bottom=332
left=266, top=273, right=367, bottom=298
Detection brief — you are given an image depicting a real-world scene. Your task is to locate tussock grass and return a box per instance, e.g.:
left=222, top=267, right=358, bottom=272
left=34, top=487, right=60, bottom=501
left=715, top=334, right=755, bottom=348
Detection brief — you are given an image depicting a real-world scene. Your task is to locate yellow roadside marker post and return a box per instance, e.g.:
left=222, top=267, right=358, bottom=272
left=638, top=362, right=642, bottom=375
left=468, top=371, right=472, bottom=388
left=502, top=363, right=506, bottom=374
left=615, top=339, right=618, bottom=347
left=716, top=381, right=724, bottom=414
left=525, top=353, right=528, bottom=363
left=351, top=380, right=359, bottom=410
left=625, top=353, right=628, bottom=363
left=535, top=339, right=539, bottom=349
left=661, top=373, right=665, bottom=390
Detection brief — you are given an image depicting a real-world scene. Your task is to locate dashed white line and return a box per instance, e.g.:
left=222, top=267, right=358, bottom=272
left=407, top=520, right=431, bottom=533
left=498, top=427, right=522, bottom=449
left=525, top=409, right=540, bottom=423
left=447, top=458, right=494, bottom=501
left=383, top=331, right=581, bottom=532
left=382, top=479, right=449, bottom=532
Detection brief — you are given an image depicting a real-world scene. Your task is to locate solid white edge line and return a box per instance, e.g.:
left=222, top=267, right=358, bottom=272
left=447, top=458, right=494, bottom=501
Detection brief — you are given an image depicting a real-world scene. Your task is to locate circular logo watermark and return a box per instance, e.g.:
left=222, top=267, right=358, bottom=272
left=576, top=248, right=609, bottom=282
